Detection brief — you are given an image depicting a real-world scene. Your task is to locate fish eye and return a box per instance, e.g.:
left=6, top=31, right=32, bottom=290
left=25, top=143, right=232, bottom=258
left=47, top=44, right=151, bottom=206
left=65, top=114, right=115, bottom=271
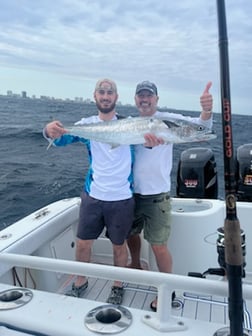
left=198, top=125, right=204, bottom=130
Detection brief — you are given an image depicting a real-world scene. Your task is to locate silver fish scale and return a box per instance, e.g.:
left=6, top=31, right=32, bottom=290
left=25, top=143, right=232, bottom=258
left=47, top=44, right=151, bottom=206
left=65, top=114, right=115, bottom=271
left=66, top=116, right=216, bottom=146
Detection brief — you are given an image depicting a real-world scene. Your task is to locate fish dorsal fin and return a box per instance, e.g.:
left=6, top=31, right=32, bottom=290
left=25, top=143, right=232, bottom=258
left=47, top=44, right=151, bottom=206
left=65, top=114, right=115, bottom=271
left=162, top=120, right=180, bottom=128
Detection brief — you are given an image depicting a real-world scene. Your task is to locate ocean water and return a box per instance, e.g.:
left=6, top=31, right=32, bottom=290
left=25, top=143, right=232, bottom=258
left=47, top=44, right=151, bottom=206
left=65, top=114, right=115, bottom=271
left=0, top=95, right=251, bottom=230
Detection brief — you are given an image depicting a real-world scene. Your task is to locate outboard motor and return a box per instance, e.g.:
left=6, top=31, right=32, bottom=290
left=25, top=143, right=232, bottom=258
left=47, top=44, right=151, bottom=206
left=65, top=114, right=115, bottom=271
left=176, top=147, right=218, bottom=199
left=236, top=143, right=252, bottom=202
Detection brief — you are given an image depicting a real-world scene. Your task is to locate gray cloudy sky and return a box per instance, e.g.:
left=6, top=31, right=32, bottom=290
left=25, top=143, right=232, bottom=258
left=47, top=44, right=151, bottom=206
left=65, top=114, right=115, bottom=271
left=0, top=0, right=251, bottom=114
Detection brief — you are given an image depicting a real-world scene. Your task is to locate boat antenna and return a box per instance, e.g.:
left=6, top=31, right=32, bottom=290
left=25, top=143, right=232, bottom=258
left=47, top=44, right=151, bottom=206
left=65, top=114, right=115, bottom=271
left=216, top=1, right=244, bottom=335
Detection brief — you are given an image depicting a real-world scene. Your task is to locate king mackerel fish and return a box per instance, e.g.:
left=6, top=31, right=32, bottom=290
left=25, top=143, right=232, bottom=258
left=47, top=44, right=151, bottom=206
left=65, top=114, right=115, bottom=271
left=65, top=116, right=216, bottom=147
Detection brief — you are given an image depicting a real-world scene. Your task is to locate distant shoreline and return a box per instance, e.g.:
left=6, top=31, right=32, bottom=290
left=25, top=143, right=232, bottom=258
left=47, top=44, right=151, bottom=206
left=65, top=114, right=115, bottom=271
left=0, top=94, right=202, bottom=116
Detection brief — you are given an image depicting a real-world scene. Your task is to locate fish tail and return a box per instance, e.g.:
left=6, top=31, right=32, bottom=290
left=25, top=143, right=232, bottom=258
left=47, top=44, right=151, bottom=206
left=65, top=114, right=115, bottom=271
left=47, top=139, right=54, bottom=150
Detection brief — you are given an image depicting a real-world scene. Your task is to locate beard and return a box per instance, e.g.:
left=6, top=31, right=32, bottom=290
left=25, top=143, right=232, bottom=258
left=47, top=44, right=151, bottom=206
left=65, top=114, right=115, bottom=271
left=96, top=100, right=116, bottom=114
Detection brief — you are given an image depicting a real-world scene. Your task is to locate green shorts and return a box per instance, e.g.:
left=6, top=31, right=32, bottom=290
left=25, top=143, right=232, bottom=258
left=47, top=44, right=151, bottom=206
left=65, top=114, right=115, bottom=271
left=131, top=192, right=171, bottom=245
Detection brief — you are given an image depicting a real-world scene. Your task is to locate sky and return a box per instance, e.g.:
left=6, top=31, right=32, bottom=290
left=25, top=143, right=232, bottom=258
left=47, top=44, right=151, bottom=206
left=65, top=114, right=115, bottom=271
left=0, top=0, right=251, bottom=114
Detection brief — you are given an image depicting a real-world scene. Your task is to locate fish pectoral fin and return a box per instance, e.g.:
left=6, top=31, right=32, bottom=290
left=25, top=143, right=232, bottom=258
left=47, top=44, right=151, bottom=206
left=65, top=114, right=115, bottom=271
left=162, top=120, right=179, bottom=128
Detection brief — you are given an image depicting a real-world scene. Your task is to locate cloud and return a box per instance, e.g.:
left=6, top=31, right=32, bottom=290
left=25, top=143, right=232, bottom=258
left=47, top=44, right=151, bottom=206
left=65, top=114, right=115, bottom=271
left=0, top=0, right=251, bottom=113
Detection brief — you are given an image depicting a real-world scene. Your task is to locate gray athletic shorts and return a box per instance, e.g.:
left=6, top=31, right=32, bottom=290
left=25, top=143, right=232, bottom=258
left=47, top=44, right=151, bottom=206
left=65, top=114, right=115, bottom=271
left=77, top=192, right=135, bottom=245
left=131, top=192, right=171, bottom=245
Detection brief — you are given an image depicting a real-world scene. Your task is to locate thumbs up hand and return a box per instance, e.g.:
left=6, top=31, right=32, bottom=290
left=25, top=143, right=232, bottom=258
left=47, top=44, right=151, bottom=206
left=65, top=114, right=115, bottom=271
left=200, top=81, right=213, bottom=113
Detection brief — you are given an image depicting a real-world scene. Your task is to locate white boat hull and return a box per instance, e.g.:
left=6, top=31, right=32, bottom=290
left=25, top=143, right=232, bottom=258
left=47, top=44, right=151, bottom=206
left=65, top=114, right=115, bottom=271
left=0, top=197, right=251, bottom=335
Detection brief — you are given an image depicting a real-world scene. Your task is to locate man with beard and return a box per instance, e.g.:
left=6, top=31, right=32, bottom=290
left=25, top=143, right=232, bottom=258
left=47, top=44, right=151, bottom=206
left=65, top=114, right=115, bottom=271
left=44, top=79, right=134, bottom=304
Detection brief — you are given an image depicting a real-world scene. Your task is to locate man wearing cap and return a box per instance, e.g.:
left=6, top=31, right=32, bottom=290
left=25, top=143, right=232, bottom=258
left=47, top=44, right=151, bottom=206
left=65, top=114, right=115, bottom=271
left=44, top=78, right=134, bottom=305
left=128, top=80, right=213, bottom=311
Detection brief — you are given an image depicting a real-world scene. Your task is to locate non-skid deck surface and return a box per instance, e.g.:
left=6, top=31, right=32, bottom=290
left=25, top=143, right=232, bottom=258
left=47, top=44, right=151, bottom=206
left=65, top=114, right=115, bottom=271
left=59, top=275, right=252, bottom=331
left=59, top=276, right=157, bottom=311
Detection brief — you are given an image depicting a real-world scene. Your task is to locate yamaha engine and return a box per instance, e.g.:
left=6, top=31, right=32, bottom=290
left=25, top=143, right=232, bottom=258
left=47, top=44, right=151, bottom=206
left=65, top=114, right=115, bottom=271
left=176, top=147, right=218, bottom=199
left=236, top=143, right=252, bottom=202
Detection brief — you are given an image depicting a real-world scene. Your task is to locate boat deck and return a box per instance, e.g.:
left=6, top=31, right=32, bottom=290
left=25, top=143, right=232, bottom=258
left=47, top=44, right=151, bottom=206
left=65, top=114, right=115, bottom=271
left=58, top=275, right=252, bottom=332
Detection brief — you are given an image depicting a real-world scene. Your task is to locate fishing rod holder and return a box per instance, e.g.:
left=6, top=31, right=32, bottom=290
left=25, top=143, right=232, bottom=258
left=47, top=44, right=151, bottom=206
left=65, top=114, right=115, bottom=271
left=85, top=304, right=132, bottom=334
left=0, top=288, right=33, bottom=310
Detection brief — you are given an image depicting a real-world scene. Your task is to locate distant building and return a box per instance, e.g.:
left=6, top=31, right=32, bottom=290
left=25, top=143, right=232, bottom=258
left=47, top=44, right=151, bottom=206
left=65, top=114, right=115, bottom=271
left=21, top=91, right=27, bottom=98
left=75, top=97, right=84, bottom=102
left=40, top=95, right=49, bottom=100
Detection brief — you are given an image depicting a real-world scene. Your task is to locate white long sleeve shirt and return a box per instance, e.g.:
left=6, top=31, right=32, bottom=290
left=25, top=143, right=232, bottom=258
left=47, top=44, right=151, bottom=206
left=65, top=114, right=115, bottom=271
left=51, top=115, right=134, bottom=201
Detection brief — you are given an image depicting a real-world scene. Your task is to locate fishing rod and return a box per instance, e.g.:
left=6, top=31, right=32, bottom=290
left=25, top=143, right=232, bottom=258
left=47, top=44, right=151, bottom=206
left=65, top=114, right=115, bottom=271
left=216, top=1, right=245, bottom=335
